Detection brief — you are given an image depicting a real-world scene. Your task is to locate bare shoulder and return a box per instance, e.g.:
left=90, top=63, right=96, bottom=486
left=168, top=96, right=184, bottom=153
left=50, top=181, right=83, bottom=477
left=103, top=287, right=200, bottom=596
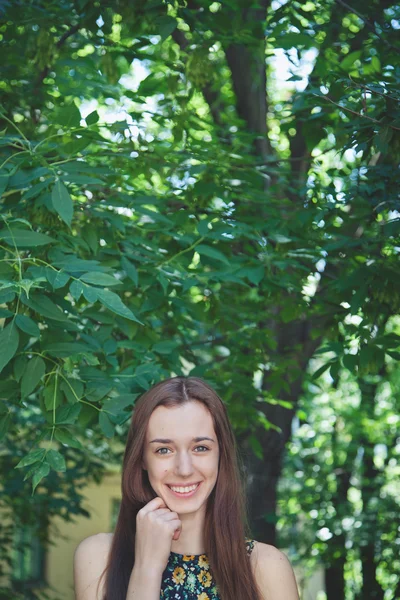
left=74, top=533, right=113, bottom=600
left=250, top=541, right=300, bottom=600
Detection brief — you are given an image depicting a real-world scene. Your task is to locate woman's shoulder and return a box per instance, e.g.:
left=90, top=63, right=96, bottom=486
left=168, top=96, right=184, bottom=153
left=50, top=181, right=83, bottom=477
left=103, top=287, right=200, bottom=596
left=75, top=532, right=113, bottom=554
left=74, top=533, right=113, bottom=600
left=250, top=540, right=287, bottom=559
left=249, top=541, right=300, bottom=600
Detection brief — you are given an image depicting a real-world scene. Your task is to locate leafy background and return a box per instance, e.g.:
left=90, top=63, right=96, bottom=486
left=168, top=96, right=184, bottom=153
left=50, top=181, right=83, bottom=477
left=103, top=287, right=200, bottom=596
left=0, top=0, right=399, bottom=599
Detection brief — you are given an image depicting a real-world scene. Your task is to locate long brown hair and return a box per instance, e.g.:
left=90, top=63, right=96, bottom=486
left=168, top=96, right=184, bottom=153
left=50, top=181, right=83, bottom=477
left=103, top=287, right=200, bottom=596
left=99, top=376, right=262, bottom=600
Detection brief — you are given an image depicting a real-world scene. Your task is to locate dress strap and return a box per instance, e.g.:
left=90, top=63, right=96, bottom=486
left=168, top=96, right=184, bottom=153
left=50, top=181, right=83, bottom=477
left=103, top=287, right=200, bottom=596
left=245, top=539, right=255, bottom=555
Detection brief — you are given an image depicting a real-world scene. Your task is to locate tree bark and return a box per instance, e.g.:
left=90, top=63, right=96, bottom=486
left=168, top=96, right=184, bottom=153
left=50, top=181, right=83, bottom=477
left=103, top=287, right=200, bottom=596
left=325, top=412, right=355, bottom=600
left=358, top=379, right=385, bottom=600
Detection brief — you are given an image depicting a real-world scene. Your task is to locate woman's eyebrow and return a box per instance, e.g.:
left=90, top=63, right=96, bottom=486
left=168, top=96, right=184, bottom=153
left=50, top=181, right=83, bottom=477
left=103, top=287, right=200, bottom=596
left=149, top=436, right=216, bottom=444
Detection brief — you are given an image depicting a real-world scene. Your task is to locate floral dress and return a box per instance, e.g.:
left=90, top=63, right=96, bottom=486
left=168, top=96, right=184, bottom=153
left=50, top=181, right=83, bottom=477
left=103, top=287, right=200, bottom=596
left=160, top=540, right=255, bottom=600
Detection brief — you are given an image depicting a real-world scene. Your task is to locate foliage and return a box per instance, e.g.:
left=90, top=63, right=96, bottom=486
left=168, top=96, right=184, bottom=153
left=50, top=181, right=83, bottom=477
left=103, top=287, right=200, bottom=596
left=279, top=344, right=400, bottom=599
left=0, top=0, right=399, bottom=598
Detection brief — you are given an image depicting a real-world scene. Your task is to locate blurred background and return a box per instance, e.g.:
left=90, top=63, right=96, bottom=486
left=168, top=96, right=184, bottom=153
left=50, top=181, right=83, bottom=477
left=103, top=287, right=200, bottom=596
left=0, top=0, right=399, bottom=599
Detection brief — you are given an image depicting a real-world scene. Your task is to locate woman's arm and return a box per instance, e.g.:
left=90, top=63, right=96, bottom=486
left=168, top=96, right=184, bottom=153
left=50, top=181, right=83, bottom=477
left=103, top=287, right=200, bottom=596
left=73, top=532, right=163, bottom=600
left=126, top=565, right=163, bottom=599
left=73, top=533, right=112, bottom=600
left=252, top=542, right=300, bottom=600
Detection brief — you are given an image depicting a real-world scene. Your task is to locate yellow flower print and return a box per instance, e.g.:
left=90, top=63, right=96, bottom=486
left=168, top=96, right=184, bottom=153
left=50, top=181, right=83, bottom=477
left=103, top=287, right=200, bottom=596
left=172, top=566, right=186, bottom=585
left=183, top=554, right=195, bottom=561
left=197, top=594, right=210, bottom=600
left=197, top=569, right=212, bottom=588
left=198, top=554, right=209, bottom=569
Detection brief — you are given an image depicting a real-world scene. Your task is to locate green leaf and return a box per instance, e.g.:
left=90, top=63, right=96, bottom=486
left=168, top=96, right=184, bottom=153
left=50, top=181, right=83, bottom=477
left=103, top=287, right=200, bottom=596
left=46, top=342, right=93, bottom=357
left=330, top=361, right=340, bottom=380
left=46, top=269, right=70, bottom=289
left=0, top=171, right=9, bottom=197
left=70, top=280, right=83, bottom=300
left=61, top=174, right=103, bottom=185
left=15, top=314, right=41, bottom=337
left=23, top=178, right=52, bottom=200
left=21, top=356, right=46, bottom=397
left=340, top=50, right=362, bottom=71
left=60, top=378, right=84, bottom=404
left=239, top=266, right=265, bottom=285
left=51, top=180, right=73, bottom=227
left=86, top=110, right=99, bottom=125
left=278, top=32, right=315, bottom=49
left=196, top=244, right=229, bottom=264
left=54, top=427, right=83, bottom=449
left=370, top=56, right=381, bottom=73
left=121, top=257, right=138, bottom=286
left=46, top=449, right=66, bottom=472
left=21, top=293, right=69, bottom=322
left=82, top=284, right=98, bottom=303
left=156, top=16, right=178, bottom=41
left=32, top=463, right=50, bottom=493
left=44, top=378, right=63, bottom=411
left=23, top=462, right=43, bottom=482
left=13, top=355, right=27, bottom=382
left=97, top=289, right=143, bottom=324
left=55, top=103, right=81, bottom=128
left=80, top=272, right=119, bottom=286
left=99, top=411, right=114, bottom=438
left=249, top=434, right=264, bottom=460
left=0, top=412, right=11, bottom=441
left=312, top=361, right=334, bottom=380
left=0, top=322, right=19, bottom=374
left=342, top=353, right=358, bottom=373
left=270, top=233, right=292, bottom=244
left=157, top=272, right=168, bottom=295
left=15, top=448, right=46, bottom=469
left=153, top=340, right=179, bottom=354
left=197, top=218, right=212, bottom=236
left=55, top=403, right=81, bottom=425
left=0, top=290, right=15, bottom=303
left=102, top=394, right=137, bottom=416
left=0, top=228, right=55, bottom=247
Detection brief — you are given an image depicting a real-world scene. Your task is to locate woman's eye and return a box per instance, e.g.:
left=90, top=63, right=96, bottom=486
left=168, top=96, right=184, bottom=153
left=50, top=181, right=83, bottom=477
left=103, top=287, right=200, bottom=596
left=195, top=446, right=209, bottom=452
left=156, top=447, right=170, bottom=455
left=155, top=446, right=209, bottom=454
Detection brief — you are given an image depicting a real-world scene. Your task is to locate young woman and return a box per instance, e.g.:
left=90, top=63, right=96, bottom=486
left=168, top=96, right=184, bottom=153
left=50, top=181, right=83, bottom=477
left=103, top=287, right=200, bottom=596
left=74, top=376, right=300, bottom=600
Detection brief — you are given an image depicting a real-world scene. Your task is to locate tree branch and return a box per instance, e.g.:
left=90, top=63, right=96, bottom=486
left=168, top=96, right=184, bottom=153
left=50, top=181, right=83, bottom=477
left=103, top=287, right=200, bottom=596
left=316, top=94, right=400, bottom=131
left=171, top=28, right=226, bottom=130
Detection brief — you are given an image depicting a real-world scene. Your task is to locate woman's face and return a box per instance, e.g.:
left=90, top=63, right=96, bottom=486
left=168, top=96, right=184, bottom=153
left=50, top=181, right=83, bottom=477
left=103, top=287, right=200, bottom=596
left=142, top=400, right=219, bottom=515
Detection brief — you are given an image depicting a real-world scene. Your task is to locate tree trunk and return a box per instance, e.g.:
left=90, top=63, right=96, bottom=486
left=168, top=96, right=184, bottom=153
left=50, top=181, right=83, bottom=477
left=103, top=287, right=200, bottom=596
left=358, top=379, right=385, bottom=600
left=325, top=414, right=355, bottom=600
left=325, top=557, right=346, bottom=600
left=243, top=318, right=322, bottom=542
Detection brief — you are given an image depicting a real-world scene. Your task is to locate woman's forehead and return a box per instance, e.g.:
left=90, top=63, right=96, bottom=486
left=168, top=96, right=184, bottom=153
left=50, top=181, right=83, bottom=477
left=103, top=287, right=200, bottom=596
left=146, top=401, right=216, bottom=440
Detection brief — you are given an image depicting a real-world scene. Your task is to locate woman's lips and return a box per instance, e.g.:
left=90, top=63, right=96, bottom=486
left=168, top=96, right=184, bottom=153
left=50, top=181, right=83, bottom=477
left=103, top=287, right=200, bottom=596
left=166, top=482, right=202, bottom=498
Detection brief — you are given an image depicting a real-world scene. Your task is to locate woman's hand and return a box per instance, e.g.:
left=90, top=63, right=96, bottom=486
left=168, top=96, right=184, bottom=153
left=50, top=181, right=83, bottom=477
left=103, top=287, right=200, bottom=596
left=134, top=497, right=182, bottom=575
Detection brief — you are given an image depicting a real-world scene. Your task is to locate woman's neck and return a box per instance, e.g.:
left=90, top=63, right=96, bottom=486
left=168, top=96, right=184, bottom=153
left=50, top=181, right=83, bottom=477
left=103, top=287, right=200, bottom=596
left=169, top=506, right=206, bottom=555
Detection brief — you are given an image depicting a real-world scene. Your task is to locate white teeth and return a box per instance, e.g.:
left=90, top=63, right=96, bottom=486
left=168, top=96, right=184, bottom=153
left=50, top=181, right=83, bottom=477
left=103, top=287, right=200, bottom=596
left=169, top=484, right=199, bottom=493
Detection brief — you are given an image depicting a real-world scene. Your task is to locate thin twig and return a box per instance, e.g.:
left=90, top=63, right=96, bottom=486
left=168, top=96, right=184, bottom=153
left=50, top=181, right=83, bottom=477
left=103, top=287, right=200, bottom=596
left=315, top=94, right=400, bottom=131
left=334, top=0, right=400, bottom=55
left=347, top=77, right=400, bottom=102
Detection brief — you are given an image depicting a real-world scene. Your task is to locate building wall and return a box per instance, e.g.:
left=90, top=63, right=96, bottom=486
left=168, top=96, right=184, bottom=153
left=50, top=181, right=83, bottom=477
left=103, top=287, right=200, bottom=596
left=46, top=471, right=121, bottom=600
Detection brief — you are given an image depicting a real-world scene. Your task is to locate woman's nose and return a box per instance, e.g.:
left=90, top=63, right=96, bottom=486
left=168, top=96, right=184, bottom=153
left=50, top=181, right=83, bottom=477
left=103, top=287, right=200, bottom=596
left=175, top=452, right=194, bottom=476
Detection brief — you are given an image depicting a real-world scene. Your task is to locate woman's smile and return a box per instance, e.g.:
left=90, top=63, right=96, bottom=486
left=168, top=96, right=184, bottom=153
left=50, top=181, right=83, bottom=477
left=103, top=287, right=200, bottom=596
left=166, top=482, right=202, bottom=497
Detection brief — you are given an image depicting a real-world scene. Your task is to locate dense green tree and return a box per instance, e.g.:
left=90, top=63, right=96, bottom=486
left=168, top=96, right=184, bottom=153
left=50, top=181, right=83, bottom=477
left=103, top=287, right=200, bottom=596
left=0, top=1, right=399, bottom=598
left=279, top=334, right=400, bottom=600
